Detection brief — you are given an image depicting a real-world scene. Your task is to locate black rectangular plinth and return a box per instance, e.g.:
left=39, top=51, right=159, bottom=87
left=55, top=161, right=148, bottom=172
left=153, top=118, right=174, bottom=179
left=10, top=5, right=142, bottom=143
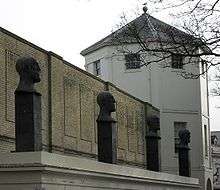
left=15, top=91, right=42, bottom=152
left=97, top=121, right=117, bottom=164
left=178, top=147, right=190, bottom=177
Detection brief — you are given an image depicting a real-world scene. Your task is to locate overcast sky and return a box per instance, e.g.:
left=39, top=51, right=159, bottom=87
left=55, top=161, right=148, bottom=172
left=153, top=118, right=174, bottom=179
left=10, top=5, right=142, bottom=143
left=0, top=0, right=219, bottom=131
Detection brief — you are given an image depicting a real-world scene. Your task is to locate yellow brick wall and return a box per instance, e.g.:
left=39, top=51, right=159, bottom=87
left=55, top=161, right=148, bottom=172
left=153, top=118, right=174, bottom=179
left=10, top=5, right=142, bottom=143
left=0, top=28, right=159, bottom=168
left=108, top=83, right=146, bottom=167
left=58, top=62, right=106, bottom=157
left=0, top=30, right=49, bottom=152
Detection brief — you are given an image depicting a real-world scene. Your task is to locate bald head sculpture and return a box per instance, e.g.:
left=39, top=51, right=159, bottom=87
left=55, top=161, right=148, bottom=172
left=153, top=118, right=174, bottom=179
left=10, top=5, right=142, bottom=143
left=16, top=56, right=41, bottom=92
left=179, top=128, right=191, bottom=147
left=97, top=91, right=116, bottom=122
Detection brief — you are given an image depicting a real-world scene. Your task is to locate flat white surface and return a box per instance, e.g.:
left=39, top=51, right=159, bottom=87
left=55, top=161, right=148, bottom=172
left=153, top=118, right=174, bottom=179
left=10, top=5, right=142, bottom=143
left=0, top=151, right=199, bottom=189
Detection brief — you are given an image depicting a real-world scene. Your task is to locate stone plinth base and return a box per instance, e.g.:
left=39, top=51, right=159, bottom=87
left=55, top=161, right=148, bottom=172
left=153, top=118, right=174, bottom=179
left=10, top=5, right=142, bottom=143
left=15, top=91, right=42, bottom=152
left=97, top=121, right=117, bottom=164
left=0, top=152, right=200, bottom=190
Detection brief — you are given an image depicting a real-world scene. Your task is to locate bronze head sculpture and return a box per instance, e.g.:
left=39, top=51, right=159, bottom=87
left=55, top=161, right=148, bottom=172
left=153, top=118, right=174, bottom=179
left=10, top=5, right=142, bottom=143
left=179, top=128, right=191, bottom=147
left=97, top=91, right=116, bottom=122
left=16, top=56, right=41, bottom=92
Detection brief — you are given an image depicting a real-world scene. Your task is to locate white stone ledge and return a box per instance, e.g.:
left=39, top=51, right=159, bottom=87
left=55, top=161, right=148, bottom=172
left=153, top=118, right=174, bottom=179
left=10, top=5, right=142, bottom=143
left=0, top=152, right=200, bottom=190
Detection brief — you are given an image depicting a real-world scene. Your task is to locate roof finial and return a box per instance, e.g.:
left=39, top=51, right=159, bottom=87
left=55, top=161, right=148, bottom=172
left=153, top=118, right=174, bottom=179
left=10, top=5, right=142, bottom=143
left=143, top=3, right=148, bottom=14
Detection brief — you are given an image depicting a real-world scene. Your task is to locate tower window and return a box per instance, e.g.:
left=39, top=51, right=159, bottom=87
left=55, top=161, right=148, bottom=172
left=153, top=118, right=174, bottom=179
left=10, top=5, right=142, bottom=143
left=201, top=59, right=207, bottom=75
left=93, top=60, right=101, bottom=76
left=125, top=53, right=141, bottom=69
left=204, top=125, right=208, bottom=156
left=171, top=54, right=183, bottom=69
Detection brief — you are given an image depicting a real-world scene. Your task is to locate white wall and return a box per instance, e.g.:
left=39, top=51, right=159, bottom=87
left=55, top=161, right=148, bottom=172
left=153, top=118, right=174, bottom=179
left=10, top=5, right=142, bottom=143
left=84, top=44, right=213, bottom=190
left=0, top=152, right=200, bottom=190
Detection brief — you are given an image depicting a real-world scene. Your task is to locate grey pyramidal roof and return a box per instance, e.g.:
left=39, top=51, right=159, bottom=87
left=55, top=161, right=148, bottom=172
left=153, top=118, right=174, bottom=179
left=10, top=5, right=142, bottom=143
left=81, top=13, right=204, bottom=56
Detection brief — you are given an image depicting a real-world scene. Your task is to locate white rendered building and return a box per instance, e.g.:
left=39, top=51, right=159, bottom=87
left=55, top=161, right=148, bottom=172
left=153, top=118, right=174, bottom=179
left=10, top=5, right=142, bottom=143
left=81, top=13, right=213, bottom=190
left=211, top=131, right=220, bottom=189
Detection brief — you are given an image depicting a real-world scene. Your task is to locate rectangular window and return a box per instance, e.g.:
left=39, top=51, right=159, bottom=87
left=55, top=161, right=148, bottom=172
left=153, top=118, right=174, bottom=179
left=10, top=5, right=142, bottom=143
left=171, top=54, right=183, bottom=69
left=93, top=60, right=101, bottom=76
left=174, top=122, right=187, bottom=153
left=204, top=125, right=208, bottom=156
left=125, top=53, right=141, bottom=70
left=201, top=59, right=207, bottom=75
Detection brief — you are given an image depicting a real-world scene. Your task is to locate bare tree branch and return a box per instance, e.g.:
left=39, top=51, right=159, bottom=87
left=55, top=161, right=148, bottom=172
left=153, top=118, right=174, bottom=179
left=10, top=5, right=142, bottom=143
left=111, top=0, right=220, bottom=83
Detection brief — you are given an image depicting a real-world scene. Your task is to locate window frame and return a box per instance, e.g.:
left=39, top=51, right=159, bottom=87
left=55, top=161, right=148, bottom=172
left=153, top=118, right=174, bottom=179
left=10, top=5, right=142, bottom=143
left=171, top=54, right=184, bottom=69
left=204, top=125, right=208, bottom=156
left=125, top=53, right=141, bottom=70
left=201, top=59, right=207, bottom=77
left=93, top=60, right=101, bottom=76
